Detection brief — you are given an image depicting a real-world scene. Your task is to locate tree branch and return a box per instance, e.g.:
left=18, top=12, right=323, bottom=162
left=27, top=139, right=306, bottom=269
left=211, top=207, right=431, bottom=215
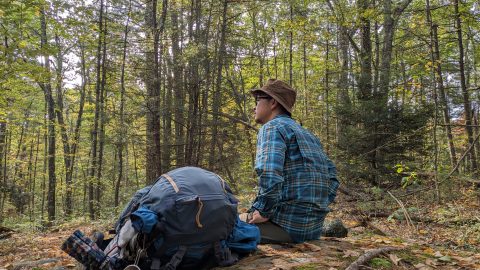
left=346, top=247, right=401, bottom=270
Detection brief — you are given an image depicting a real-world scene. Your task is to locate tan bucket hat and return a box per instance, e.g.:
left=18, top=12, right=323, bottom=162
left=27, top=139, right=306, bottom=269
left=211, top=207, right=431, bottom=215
left=250, top=79, right=297, bottom=113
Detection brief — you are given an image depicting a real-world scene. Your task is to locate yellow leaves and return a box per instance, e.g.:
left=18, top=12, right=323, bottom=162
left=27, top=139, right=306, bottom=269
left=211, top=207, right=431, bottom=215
left=373, top=237, right=392, bottom=244
left=18, top=40, right=27, bottom=49
left=418, top=229, right=428, bottom=235
left=420, top=247, right=435, bottom=256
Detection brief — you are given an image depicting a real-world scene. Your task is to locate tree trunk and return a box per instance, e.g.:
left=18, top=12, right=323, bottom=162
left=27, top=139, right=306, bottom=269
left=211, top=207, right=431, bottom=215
left=373, top=0, right=380, bottom=93
left=26, top=136, right=34, bottom=217
left=336, top=22, right=351, bottom=147
left=289, top=4, right=293, bottom=86
left=132, top=141, right=140, bottom=189
left=209, top=0, right=228, bottom=170
left=64, top=41, right=88, bottom=216
left=40, top=5, right=57, bottom=223
left=115, top=0, right=132, bottom=208
left=30, top=131, right=41, bottom=221
left=89, top=0, right=105, bottom=219
left=273, top=28, right=278, bottom=79
left=145, top=0, right=165, bottom=184
left=54, top=34, right=74, bottom=216
left=185, top=0, right=201, bottom=166
left=378, top=0, right=412, bottom=98
left=162, top=58, right=173, bottom=172
left=302, top=24, right=308, bottom=120
left=12, top=111, right=28, bottom=183
left=197, top=0, right=214, bottom=166
left=0, top=121, right=6, bottom=224
left=96, top=8, right=108, bottom=211
left=41, top=104, right=47, bottom=222
left=358, top=0, right=372, bottom=100
left=324, top=35, right=330, bottom=153
left=453, top=0, right=477, bottom=173
left=430, top=22, right=458, bottom=170
left=171, top=3, right=185, bottom=167
left=426, top=0, right=440, bottom=202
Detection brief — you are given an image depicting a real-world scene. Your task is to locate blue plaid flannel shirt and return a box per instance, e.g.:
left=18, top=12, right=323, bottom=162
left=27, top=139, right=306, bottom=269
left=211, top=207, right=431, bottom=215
left=251, top=114, right=339, bottom=242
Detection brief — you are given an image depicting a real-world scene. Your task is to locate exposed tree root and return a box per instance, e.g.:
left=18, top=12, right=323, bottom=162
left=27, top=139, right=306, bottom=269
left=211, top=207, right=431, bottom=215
left=345, top=247, right=401, bottom=270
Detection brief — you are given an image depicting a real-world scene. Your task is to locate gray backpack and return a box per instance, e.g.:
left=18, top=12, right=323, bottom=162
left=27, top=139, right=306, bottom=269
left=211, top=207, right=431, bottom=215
left=104, top=167, right=238, bottom=269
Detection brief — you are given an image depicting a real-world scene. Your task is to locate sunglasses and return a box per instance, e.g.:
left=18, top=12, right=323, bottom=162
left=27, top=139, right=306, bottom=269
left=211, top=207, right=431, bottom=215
left=255, top=95, right=272, bottom=105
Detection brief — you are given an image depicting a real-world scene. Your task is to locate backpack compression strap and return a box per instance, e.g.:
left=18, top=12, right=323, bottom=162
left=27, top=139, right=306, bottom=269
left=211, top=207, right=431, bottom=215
left=216, top=175, right=227, bottom=193
left=214, top=241, right=237, bottom=267
left=161, top=173, right=179, bottom=193
left=161, top=246, right=187, bottom=270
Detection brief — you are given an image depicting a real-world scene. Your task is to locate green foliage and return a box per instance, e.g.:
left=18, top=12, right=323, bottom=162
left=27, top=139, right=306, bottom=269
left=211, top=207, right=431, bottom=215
left=387, top=207, right=419, bottom=221
left=394, top=164, right=420, bottom=188
left=369, top=258, right=392, bottom=269
left=0, top=0, right=479, bottom=224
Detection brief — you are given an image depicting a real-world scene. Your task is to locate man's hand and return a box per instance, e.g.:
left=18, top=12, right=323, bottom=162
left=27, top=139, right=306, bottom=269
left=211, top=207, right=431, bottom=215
left=248, top=210, right=269, bottom=224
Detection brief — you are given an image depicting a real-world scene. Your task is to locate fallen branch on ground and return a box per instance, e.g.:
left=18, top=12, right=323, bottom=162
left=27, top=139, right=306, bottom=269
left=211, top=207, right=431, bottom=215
left=345, top=247, right=401, bottom=270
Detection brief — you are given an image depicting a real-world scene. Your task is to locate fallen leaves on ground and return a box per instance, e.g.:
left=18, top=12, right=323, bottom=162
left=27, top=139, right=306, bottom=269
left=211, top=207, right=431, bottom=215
left=1, top=190, right=479, bottom=270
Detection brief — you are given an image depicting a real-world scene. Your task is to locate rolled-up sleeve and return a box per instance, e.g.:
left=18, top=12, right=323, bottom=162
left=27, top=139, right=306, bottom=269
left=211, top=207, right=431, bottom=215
left=251, top=124, right=286, bottom=218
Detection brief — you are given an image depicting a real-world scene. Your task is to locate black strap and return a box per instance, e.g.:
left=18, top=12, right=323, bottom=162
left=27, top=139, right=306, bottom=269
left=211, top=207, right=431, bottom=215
left=213, top=241, right=237, bottom=267
left=161, top=246, right=187, bottom=270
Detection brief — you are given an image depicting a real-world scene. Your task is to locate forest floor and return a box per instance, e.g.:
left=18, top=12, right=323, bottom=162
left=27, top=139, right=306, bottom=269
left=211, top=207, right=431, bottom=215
left=0, top=185, right=479, bottom=270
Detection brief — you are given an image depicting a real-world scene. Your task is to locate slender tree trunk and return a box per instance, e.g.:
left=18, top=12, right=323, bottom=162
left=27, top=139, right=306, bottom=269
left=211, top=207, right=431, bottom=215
left=289, top=4, right=293, bottom=86
left=426, top=0, right=440, bottom=201
left=209, top=0, right=228, bottom=170
left=430, top=24, right=458, bottom=170
left=185, top=0, right=201, bottom=165
left=89, top=0, right=104, bottom=220
left=272, top=28, right=278, bottom=79
left=26, top=136, right=34, bottom=217
left=132, top=141, right=140, bottom=189
left=378, top=0, right=394, bottom=100
left=54, top=34, right=75, bottom=216
left=336, top=23, right=351, bottom=147
left=324, top=36, right=330, bottom=153
left=145, top=0, right=166, bottom=184
left=162, top=58, right=173, bottom=171
left=40, top=5, right=57, bottom=223
left=12, top=114, right=27, bottom=183
left=454, top=0, right=477, bottom=173
left=373, top=0, right=380, bottom=93
left=41, top=104, right=47, bottom=222
left=30, top=131, right=40, bottom=221
left=65, top=41, right=88, bottom=216
left=115, top=0, right=131, bottom=208
left=358, top=0, right=372, bottom=100
left=0, top=121, right=6, bottom=224
left=302, top=24, right=308, bottom=120
left=196, top=0, right=213, bottom=166
left=96, top=8, right=109, bottom=210
left=171, top=3, right=185, bottom=167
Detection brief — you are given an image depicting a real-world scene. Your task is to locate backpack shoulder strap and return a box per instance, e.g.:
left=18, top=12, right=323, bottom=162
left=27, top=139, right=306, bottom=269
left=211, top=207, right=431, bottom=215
left=161, top=173, right=179, bottom=193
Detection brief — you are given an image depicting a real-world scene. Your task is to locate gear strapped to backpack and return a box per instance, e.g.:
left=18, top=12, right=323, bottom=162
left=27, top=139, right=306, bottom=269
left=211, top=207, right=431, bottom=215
left=62, top=167, right=260, bottom=270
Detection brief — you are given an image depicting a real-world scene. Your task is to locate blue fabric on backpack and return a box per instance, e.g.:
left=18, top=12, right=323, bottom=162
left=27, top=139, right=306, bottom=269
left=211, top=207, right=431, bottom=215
left=130, top=207, right=158, bottom=233
left=226, top=217, right=260, bottom=254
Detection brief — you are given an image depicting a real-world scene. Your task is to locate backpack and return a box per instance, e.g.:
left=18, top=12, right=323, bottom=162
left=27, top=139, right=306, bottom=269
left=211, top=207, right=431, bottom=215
left=102, top=166, right=254, bottom=269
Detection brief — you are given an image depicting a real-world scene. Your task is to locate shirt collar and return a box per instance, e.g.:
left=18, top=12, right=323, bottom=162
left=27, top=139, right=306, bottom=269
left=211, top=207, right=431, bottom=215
left=273, top=114, right=291, bottom=120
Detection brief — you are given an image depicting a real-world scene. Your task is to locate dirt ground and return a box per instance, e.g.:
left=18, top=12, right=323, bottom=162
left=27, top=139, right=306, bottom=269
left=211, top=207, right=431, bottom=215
left=1, top=188, right=479, bottom=270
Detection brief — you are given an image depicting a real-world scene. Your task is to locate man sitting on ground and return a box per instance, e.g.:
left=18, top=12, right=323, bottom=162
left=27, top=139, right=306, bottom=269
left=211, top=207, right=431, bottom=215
left=241, top=78, right=339, bottom=244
